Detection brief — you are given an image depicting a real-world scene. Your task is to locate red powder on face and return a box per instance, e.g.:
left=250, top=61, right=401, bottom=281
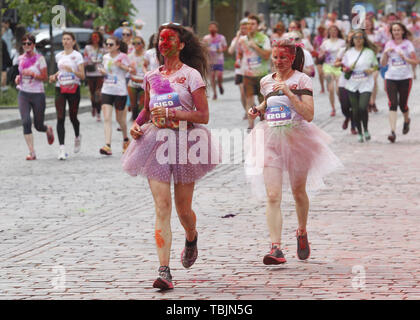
left=155, top=229, right=165, bottom=248
left=158, top=28, right=180, bottom=57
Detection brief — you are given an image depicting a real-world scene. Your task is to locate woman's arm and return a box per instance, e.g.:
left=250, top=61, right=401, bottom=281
left=166, top=87, right=209, bottom=124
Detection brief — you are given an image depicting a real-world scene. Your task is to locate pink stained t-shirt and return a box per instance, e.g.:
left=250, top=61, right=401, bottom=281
left=260, top=71, right=313, bottom=125
left=17, top=53, right=47, bottom=93
left=203, top=33, right=227, bottom=66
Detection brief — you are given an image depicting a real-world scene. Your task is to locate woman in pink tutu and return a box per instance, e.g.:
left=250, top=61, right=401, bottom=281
left=246, top=39, right=341, bottom=265
left=122, top=23, right=218, bottom=290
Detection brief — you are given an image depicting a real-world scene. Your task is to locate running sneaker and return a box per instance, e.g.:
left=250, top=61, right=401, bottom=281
left=46, top=126, right=54, bottom=145
left=364, top=131, right=371, bottom=141
left=351, top=128, right=357, bottom=135
left=58, top=147, right=67, bottom=160
left=122, top=139, right=130, bottom=154
left=99, top=145, right=112, bottom=155
left=26, top=152, right=36, bottom=161
left=296, top=230, right=310, bottom=260
left=358, top=134, right=364, bottom=143
left=219, top=85, right=224, bottom=95
left=342, top=118, right=349, bottom=130
left=181, top=233, right=198, bottom=269
left=403, top=118, right=410, bottom=135
left=388, top=131, right=396, bottom=143
left=74, top=135, right=82, bottom=153
left=263, top=245, right=287, bottom=265
left=152, top=266, right=174, bottom=290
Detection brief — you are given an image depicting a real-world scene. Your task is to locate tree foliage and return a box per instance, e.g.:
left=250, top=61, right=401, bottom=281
left=93, top=0, right=137, bottom=32
left=269, top=0, right=324, bottom=19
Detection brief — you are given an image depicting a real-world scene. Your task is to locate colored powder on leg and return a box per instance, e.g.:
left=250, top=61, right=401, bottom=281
left=155, top=229, right=165, bottom=248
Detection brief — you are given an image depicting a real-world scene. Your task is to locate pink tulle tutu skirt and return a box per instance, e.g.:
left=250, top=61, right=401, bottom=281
left=122, top=122, right=220, bottom=184
left=245, top=120, right=342, bottom=198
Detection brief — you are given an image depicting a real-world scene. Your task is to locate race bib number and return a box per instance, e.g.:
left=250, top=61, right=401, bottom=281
left=151, top=92, right=182, bottom=129
left=210, top=43, right=219, bottom=52
left=58, top=72, right=76, bottom=86
left=105, top=74, right=118, bottom=84
left=248, top=56, right=262, bottom=70
left=22, top=75, right=34, bottom=84
left=391, top=57, right=406, bottom=68
left=265, top=105, right=292, bottom=127
left=351, top=70, right=367, bottom=81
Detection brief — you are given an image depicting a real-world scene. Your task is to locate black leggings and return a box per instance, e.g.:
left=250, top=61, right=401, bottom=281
left=55, top=87, right=81, bottom=145
left=87, top=76, right=104, bottom=114
left=348, top=91, right=371, bottom=134
left=338, top=87, right=355, bottom=129
left=128, top=85, right=145, bottom=121
left=385, top=79, right=412, bottom=112
left=18, top=91, right=47, bottom=135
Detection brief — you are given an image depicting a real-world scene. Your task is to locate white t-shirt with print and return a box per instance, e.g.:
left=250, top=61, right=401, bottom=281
left=384, top=40, right=415, bottom=80
left=260, top=71, right=313, bottom=126
left=321, top=38, right=346, bottom=65
left=342, top=47, right=378, bottom=93
left=101, top=52, right=130, bottom=96
left=55, top=50, right=84, bottom=88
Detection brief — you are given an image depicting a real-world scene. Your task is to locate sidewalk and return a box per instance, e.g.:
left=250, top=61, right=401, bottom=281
left=0, top=70, right=236, bottom=131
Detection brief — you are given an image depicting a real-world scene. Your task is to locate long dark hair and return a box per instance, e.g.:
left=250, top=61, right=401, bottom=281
left=389, top=22, right=412, bottom=40
left=107, top=35, right=128, bottom=54
left=349, top=29, right=378, bottom=54
left=62, top=31, right=79, bottom=51
left=87, top=31, right=104, bottom=47
left=148, top=33, right=157, bottom=50
left=273, top=39, right=305, bottom=72
left=156, top=23, right=209, bottom=81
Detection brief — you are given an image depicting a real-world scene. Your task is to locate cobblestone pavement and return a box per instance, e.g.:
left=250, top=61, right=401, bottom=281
left=0, top=73, right=419, bottom=300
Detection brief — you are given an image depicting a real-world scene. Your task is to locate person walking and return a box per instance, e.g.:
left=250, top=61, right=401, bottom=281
left=121, top=23, right=219, bottom=290
left=381, top=22, right=418, bottom=143
left=245, top=39, right=341, bottom=264
left=127, top=35, right=146, bottom=121
left=341, top=30, right=378, bottom=143
left=203, top=21, right=227, bottom=100
left=313, top=25, right=327, bottom=94
left=319, top=25, right=346, bottom=116
left=84, top=31, right=106, bottom=121
left=228, top=18, right=249, bottom=119
left=97, top=36, right=131, bottom=155
left=237, top=14, right=271, bottom=130
left=49, top=32, right=85, bottom=160
left=15, top=34, right=54, bottom=160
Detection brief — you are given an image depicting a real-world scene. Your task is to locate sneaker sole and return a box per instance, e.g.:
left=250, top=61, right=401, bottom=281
left=100, top=149, right=112, bottom=156
left=153, top=277, right=174, bottom=290
left=263, top=255, right=287, bottom=265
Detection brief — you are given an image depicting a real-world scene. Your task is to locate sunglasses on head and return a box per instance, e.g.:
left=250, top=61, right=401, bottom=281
left=22, top=41, right=33, bottom=46
left=162, top=22, right=181, bottom=27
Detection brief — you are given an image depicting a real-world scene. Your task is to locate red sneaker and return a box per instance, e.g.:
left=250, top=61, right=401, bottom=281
left=153, top=266, right=174, bottom=290
left=46, top=126, right=54, bottom=145
left=296, top=229, right=310, bottom=260
left=263, top=245, right=287, bottom=265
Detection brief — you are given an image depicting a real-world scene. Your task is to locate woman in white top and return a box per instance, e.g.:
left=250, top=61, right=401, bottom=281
left=381, top=22, right=418, bottom=143
left=127, top=35, right=147, bottom=121
left=49, top=32, right=85, bottom=160
left=144, top=33, right=160, bottom=72
left=319, top=25, right=346, bottom=117
left=98, top=36, right=133, bottom=155
left=341, top=30, right=378, bottom=143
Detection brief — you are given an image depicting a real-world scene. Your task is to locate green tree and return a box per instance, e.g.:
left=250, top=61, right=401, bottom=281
left=269, top=0, right=324, bottom=19
left=93, top=0, right=137, bottom=32
left=8, top=0, right=98, bottom=73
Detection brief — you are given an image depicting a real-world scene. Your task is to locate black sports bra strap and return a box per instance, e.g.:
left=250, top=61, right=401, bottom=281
left=265, top=89, right=313, bottom=100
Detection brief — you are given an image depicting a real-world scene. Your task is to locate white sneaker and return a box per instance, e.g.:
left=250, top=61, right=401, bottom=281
left=58, top=146, right=67, bottom=160
left=74, top=135, right=81, bottom=153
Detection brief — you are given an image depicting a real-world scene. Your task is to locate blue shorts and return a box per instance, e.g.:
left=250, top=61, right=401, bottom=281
left=211, top=64, right=224, bottom=72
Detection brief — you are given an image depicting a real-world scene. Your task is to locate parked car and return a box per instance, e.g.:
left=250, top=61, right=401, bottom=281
left=32, top=27, right=94, bottom=71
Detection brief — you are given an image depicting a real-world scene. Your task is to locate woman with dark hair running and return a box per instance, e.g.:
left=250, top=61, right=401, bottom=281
left=245, top=40, right=341, bottom=265
left=144, top=33, right=159, bottom=72
left=84, top=31, right=106, bottom=121
left=341, top=30, right=378, bottom=143
left=49, top=32, right=85, bottom=160
left=98, top=36, right=131, bottom=155
left=15, top=33, right=54, bottom=160
left=381, top=22, right=418, bottom=143
left=122, top=23, right=218, bottom=290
